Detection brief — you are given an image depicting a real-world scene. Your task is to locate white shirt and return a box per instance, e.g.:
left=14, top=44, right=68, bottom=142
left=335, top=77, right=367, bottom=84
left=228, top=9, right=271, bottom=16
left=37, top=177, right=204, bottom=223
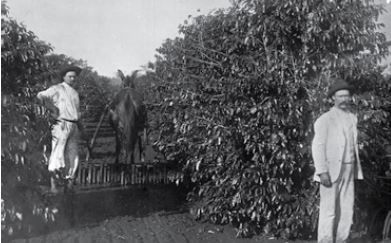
left=37, top=82, right=80, bottom=121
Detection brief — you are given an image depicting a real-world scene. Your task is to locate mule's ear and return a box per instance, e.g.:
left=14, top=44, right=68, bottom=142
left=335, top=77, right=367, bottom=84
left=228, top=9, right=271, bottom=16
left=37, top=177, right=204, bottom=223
left=117, top=69, right=125, bottom=81
left=130, top=70, right=139, bottom=79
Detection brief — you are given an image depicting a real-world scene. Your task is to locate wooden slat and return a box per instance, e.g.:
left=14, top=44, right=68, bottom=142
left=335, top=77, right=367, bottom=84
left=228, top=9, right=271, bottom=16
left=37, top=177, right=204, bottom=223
left=75, top=162, right=181, bottom=190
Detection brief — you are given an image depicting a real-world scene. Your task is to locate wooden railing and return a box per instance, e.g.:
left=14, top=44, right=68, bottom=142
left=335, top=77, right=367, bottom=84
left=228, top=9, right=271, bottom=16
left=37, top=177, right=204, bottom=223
left=75, top=162, right=183, bottom=191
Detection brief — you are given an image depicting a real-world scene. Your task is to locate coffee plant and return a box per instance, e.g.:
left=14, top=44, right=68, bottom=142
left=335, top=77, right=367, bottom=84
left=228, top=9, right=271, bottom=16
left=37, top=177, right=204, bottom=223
left=2, top=1, right=55, bottom=237
left=1, top=1, right=112, bottom=239
left=149, top=0, right=390, bottom=239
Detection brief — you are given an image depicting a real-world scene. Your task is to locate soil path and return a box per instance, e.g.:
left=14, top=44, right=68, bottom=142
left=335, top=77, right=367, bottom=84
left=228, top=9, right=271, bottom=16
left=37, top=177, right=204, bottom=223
left=10, top=211, right=387, bottom=243
left=10, top=211, right=318, bottom=243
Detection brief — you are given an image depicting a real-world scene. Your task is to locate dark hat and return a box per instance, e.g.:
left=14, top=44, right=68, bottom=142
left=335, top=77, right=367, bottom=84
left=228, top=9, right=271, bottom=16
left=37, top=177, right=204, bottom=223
left=60, top=65, right=82, bottom=78
left=327, top=78, right=353, bottom=97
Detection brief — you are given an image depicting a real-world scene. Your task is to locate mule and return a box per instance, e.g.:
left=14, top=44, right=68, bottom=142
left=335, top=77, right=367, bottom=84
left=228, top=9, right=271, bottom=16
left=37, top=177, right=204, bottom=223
left=108, top=70, right=148, bottom=164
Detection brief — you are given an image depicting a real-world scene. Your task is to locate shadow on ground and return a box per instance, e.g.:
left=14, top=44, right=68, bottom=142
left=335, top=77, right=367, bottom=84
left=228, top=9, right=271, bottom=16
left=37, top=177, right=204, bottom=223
left=5, top=184, right=187, bottom=242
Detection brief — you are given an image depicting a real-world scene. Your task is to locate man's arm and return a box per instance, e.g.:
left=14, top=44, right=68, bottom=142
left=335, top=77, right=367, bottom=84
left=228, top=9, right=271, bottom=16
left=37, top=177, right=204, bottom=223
left=312, top=116, right=332, bottom=187
left=37, top=90, right=59, bottom=119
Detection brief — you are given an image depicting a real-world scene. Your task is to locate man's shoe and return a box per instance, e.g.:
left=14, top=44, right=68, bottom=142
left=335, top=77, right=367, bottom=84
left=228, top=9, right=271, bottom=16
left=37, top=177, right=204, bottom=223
left=50, top=187, right=60, bottom=194
left=66, top=178, right=74, bottom=192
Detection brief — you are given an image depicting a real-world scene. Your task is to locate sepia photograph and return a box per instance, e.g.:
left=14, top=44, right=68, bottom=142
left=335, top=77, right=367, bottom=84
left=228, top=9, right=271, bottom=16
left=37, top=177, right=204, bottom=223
left=1, top=0, right=391, bottom=242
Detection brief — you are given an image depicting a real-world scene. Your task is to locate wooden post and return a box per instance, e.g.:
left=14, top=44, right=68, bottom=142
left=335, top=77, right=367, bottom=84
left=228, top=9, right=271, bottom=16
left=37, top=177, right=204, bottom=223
left=120, top=164, right=125, bottom=186
left=99, top=163, right=103, bottom=184
left=108, top=165, right=111, bottom=184
left=105, top=164, right=108, bottom=184
left=105, top=164, right=109, bottom=184
left=142, top=165, right=146, bottom=184
left=139, top=165, right=143, bottom=184
left=88, top=164, right=93, bottom=185
left=102, top=164, right=106, bottom=185
left=131, top=164, right=135, bottom=184
left=127, top=166, right=130, bottom=185
left=90, top=164, right=95, bottom=185
left=77, top=164, right=82, bottom=185
left=92, top=164, right=97, bottom=184
left=136, top=164, right=140, bottom=184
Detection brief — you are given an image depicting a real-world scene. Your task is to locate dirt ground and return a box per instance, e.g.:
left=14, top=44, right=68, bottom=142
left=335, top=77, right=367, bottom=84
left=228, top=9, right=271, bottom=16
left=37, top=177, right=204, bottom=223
left=9, top=210, right=389, bottom=243
left=7, top=184, right=388, bottom=243
left=9, top=212, right=308, bottom=243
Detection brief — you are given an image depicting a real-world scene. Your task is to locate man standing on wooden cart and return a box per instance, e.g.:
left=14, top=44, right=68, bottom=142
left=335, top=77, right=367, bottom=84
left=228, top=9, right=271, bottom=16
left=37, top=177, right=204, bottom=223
left=37, top=65, right=83, bottom=193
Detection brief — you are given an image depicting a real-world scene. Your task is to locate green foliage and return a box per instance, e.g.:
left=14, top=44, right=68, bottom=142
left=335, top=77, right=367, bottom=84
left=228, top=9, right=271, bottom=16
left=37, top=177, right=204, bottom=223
left=150, top=0, right=390, bottom=239
left=1, top=2, right=55, bottom=237
left=1, top=99, right=55, bottom=237
left=1, top=7, right=52, bottom=94
left=1, top=2, right=112, bottom=238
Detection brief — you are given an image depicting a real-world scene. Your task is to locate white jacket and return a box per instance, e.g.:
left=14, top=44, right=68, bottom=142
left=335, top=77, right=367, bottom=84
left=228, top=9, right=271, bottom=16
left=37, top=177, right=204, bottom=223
left=312, top=107, right=363, bottom=182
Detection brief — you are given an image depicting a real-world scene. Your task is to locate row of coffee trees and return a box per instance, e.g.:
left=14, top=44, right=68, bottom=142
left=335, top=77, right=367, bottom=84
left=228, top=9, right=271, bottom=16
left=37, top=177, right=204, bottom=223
left=2, top=0, right=391, bottom=240
left=1, top=1, right=118, bottom=238
left=143, top=0, right=391, bottom=239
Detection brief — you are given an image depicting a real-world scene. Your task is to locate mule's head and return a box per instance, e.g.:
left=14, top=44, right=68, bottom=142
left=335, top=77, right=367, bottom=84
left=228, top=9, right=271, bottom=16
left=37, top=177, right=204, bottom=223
left=117, top=69, right=137, bottom=89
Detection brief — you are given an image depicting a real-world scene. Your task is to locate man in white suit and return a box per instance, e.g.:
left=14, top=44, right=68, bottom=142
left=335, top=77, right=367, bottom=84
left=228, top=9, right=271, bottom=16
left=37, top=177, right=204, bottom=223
left=312, top=78, right=363, bottom=243
left=37, top=66, right=83, bottom=193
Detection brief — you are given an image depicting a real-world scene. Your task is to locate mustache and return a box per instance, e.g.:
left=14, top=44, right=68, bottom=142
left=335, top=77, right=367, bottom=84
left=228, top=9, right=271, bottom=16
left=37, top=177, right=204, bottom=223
left=339, top=101, right=351, bottom=106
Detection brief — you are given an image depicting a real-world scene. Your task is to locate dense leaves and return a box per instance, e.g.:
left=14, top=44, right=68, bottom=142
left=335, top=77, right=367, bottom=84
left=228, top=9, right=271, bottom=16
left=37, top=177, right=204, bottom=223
left=1, top=2, right=55, bottom=237
left=150, top=0, right=390, bottom=239
left=1, top=2, right=113, bottom=238
left=1, top=2, right=52, bottom=95
left=2, top=0, right=390, bottom=240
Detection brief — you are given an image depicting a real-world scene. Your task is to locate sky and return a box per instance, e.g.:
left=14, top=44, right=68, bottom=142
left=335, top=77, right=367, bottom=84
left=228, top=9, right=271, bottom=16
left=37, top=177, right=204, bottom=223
left=7, top=0, right=231, bottom=77
left=6, top=0, right=391, bottom=77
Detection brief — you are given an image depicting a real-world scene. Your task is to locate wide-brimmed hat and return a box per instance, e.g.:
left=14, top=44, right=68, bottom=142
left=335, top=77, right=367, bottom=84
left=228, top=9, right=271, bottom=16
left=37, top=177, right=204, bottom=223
left=327, top=78, right=353, bottom=97
left=60, top=65, right=82, bottom=78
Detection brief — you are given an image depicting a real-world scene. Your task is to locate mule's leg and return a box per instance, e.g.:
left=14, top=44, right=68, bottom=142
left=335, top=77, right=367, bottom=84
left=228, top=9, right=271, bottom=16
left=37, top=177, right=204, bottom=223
left=131, top=135, right=142, bottom=163
left=127, top=144, right=131, bottom=164
left=130, top=150, right=134, bottom=164
left=143, top=127, right=148, bottom=145
left=114, top=131, right=121, bottom=164
left=139, top=134, right=145, bottom=162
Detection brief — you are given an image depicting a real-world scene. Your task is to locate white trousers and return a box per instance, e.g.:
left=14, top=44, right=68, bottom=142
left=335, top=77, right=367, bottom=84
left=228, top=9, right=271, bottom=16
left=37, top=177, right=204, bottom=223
left=318, top=163, right=354, bottom=243
left=48, top=120, right=80, bottom=179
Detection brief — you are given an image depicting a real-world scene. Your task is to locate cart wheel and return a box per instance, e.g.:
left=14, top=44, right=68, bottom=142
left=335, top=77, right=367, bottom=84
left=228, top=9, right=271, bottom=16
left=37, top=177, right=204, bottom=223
left=369, top=208, right=387, bottom=239
left=383, top=210, right=391, bottom=240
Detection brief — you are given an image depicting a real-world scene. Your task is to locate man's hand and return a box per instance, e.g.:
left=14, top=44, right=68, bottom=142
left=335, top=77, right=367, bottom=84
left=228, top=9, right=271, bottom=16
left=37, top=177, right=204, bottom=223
left=77, top=122, right=89, bottom=141
left=37, top=97, right=59, bottom=119
left=319, top=172, right=332, bottom=187
left=47, top=105, right=59, bottom=119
